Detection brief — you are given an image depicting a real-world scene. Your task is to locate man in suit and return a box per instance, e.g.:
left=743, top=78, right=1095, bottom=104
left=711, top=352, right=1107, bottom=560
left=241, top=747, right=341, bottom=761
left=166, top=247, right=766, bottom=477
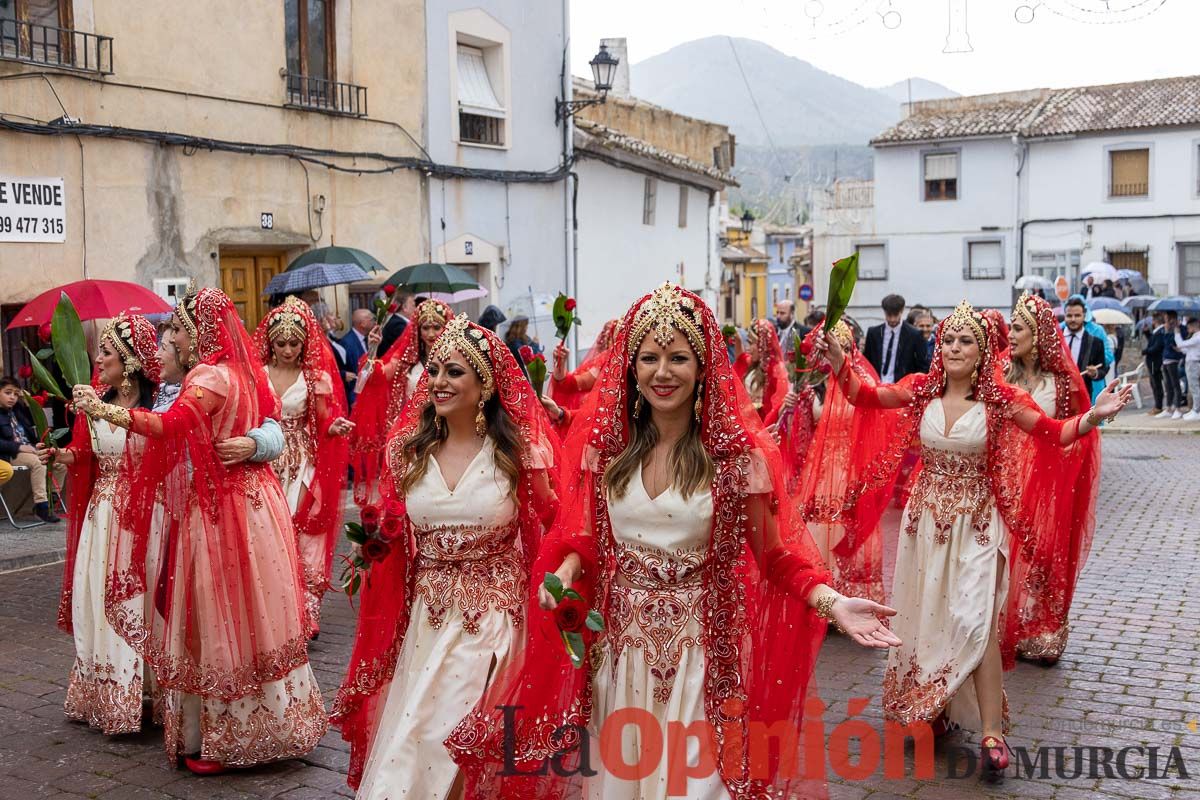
left=1062, top=297, right=1106, bottom=393
left=339, top=309, right=375, bottom=403
left=863, top=294, right=930, bottom=383
left=376, top=291, right=416, bottom=357
left=774, top=300, right=809, bottom=360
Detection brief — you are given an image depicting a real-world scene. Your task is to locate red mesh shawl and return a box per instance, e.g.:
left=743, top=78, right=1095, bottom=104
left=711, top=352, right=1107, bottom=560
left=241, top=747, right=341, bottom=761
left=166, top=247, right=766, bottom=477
left=331, top=316, right=561, bottom=789
left=809, top=306, right=1101, bottom=669
left=106, top=289, right=312, bottom=701
left=731, top=318, right=790, bottom=425
left=59, top=312, right=160, bottom=634
left=446, top=285, right=832, bottom=799
left=349, top=298, right=455, bottom=505
left=252, top=298, right=350, bottom=607
left=549, top=318, right=619, bottom=411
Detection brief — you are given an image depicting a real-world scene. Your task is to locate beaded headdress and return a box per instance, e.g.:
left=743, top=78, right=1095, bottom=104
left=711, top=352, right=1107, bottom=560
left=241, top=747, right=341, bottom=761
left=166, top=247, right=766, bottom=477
left=417, top=299, right=454, bottom=327
left=944, top=299, right=989, bottom=349
left=625, top=283, right=707, bottom=363
left=1012, top=291, right=1040, bottom=349
left=265, top=296, right=310, bottom=343
left=429, top=314, right=496, bottom=399
left=100, top=312, right=161, bottom=386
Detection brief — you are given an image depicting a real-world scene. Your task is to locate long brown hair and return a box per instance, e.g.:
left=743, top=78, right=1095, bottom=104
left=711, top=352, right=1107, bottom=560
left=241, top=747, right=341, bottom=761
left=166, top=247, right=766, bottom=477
left=397, top=394, right=523, bottom=498
left=604, top=368, right=714, bottom=502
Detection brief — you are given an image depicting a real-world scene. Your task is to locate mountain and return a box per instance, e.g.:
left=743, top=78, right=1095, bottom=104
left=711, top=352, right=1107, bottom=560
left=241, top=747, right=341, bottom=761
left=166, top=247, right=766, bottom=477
left=631, top=36, right=900, bottom=147
left=875, top=78, right=960, bottom=107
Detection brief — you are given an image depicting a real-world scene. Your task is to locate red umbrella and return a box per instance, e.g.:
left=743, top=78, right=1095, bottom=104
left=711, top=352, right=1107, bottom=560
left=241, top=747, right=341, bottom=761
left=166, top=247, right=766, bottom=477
left=6, top=279, right=173, bottom=329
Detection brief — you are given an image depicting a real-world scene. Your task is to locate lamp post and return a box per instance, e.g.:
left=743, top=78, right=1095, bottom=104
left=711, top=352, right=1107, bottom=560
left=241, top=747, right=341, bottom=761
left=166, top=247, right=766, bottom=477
left=740, top=209, right=755, bottom=235
left=555, top=43, right=620, bottom=123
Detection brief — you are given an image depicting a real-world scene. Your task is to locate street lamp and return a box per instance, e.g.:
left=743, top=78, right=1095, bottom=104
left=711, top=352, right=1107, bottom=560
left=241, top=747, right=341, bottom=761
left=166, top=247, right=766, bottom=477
left=556, top=43, right=620, bottom=124
left=740, top=209, right=755, bottom=234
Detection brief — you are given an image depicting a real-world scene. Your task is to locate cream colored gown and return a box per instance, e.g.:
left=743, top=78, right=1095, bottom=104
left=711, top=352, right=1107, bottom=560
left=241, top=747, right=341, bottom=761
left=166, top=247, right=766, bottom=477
left=587, top=478, right=729, bottom=800
left=65, top=423, right=145, bottom=734
left=356, top=438, right=526, bottom=800
left=883, top=400, right=1010, bottom=733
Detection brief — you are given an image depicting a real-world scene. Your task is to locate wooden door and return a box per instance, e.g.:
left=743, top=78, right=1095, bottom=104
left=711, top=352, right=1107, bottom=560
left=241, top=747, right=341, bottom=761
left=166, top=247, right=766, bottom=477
left=220, top=253, right=283, bottom=331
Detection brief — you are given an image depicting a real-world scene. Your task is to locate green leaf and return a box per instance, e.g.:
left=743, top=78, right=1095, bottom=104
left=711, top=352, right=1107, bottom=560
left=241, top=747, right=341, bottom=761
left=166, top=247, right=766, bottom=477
left=586, top=609, right=605, bottom=632
left=562, top=588, right=583, bottom=601
left=35, top=347, right=54, bottom=360
left=345, top=524, right=368, bottom=545
left=50, top=427, right=70, bottom=444
left=347, top=572, right=362, bottom=596
left=823, top=252, right=859, bottom=332
left=23, top=391, right=49, bottom=439
left=542, top=571, right=564, bottom=602
left=22, top=345, right=65, bottom=399
left=51, top=292, right=91, bottom=389
left=564, top=631, right=586, bottom=668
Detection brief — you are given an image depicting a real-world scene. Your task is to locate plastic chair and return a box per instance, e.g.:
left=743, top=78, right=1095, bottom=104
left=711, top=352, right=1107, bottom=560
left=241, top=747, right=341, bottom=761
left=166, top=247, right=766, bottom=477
left=0, top=464, right=45, bottom=529
left=1116, top=361, right=1146, bottom=410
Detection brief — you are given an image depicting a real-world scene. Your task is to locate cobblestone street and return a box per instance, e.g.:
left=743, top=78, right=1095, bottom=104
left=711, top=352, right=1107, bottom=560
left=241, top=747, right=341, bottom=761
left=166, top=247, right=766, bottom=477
left=0, top=433, right=1196, bottom=799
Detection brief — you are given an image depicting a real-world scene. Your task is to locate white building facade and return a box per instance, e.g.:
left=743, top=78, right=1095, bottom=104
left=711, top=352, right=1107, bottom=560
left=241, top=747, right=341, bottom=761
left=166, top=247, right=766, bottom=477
left=814, top=76, right=1200, bottom=321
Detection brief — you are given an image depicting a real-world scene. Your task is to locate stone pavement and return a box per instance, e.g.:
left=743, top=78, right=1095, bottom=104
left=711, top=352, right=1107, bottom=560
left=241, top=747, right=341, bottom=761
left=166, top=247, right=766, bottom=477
left=0, top=434, right=1196, bottom=799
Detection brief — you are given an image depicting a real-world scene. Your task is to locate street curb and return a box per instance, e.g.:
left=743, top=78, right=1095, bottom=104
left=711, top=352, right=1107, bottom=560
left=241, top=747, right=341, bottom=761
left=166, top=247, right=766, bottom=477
left=0, top=550, right=65, bottom=575
left=1101, top=426, right=1200, bottom=436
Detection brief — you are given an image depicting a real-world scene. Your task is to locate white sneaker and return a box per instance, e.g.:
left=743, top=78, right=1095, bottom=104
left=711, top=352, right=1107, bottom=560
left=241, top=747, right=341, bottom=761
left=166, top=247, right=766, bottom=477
left=1172, top=410, right=1183, bottom=419
left=1155, top=410, right=1173, bottom=419
left=1183, top=411, right=1200, bottom=422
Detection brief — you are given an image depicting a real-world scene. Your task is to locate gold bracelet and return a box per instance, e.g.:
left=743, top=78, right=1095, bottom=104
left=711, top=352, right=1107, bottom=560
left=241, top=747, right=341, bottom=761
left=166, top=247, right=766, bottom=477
left=815, top=592, right=843, bottom=630
left=92, top=402, right=132, bottom=429
left=1085, top=409, right=1100, bottom=427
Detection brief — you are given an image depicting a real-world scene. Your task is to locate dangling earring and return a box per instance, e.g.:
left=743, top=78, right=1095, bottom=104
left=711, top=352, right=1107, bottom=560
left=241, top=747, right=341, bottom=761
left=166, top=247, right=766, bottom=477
left=475, top=398, right=487, bottom=437
left=633, top=386, right=644, bottom=418
left=693, top=385, right=703, bottom=424
left=434, top=414, right=446, bottom=436
left=970, top=363, right=979, bottom=387
left=119, top=374, right=133, bottom=397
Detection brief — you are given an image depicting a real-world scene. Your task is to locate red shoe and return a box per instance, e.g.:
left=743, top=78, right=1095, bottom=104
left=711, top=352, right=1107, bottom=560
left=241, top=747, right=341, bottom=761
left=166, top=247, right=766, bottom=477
left=981, top=735, right=1010, bottom=783
left=184, top=757, right=227, bottom=776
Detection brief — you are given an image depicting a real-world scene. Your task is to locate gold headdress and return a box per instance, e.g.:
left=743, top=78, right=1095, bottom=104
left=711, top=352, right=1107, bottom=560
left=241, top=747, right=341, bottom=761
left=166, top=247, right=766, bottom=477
left=1012, top=291, right=1039, bottom=349
left=625, top=283, right=707, bottom=363
left=101, top=317, right=142, bottom=392
left=266, top=296, right=310, bottom=343
left=429, top=314, right=495, bottom=399
left=828, top=319, right=854, bottom=348
left=944, top=299, right=989, bottom=350
left=417, top=299, right=453, bottom=326
left=176, top=279, right=200, bottom=341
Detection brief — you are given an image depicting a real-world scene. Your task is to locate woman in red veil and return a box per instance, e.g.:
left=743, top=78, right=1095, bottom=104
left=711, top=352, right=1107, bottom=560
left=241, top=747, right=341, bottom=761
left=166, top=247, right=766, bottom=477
left=253, top=297, right=353, bottom=634
left=1006, top=292, right=1097, bottom=666
left=795, top=319, right=889, bottom=605
left=446, top=283, right=899, bottom=800
left=72, top=288, right=327, bottom=773
left=813, top=300, right=1128, bottom=783
left=549, top=317, right=619, bottom=411
left=52, top=312, right=159, bottom=734
left=349, top=298, right=455, bottom=505
left=331, top=314, right=560, bottom=796
left=732, top=317, right=790, bottom=424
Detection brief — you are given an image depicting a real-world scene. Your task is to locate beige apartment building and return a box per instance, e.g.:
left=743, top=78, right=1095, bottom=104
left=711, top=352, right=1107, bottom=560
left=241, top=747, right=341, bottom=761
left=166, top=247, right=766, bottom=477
left=0, top=0, right=429, bottom=366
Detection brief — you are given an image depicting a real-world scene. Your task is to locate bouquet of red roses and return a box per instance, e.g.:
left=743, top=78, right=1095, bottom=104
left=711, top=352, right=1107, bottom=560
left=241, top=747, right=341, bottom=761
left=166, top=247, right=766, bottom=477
left=542, top=572, right=604, bottom=669
left=341, top=501, right=404, bottom=598
left=552, top=294, right=579, bottom=342
left=520, top=345, right=548, bottom=396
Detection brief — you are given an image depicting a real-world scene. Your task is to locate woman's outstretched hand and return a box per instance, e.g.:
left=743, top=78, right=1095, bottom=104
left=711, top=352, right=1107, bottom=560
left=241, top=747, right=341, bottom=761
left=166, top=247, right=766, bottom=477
left=831, top=597, right=902, bottom=649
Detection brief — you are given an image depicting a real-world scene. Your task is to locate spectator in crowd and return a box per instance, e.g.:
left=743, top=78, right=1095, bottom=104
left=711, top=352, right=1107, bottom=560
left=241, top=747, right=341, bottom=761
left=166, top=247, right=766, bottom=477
left=864, top=294, right=930, bottom=384
left=911, top=310, right=936, bottom=362
left=1063, top=297, right=1107, bottom=400
left=477, top=305, right=506, bottom=333
left=1158, top=312, right=1184, bottom=419
left=339, top=309, right=374, bottom=403
left=1098, top=280, right=1118, bottom=299
left=376, top=291, right=416, bottom=357
left=1174, top=316, right=1200, bottom=422
left=774, top=300, right=807, bottom=359
left=0, top=377, right=65, bottom=522
left=1142, top=312, right=1167, bottom=416
left=503, top=315, right=541, bottom=363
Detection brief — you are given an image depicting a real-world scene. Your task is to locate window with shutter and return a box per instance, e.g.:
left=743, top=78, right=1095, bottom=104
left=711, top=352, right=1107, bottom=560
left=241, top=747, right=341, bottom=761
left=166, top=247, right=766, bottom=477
left=1109, top=149, right=1149, bottom=197
left=923, top=152, right=958, bottom=201
left=1180, top=245, right=1200, bottom=295
left=855, top=243, right=887, bottom=280
left=457, top=44, right=506, bottom=146
left=966, top=240, right=1004, bottom=280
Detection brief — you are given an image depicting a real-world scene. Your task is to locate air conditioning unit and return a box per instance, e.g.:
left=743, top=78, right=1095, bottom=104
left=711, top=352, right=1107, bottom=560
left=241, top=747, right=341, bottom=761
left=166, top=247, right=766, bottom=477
left=152, top=277, right=190, bottom=308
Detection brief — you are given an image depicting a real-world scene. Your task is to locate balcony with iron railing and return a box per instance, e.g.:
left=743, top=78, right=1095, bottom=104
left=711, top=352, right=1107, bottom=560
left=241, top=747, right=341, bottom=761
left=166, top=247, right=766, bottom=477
left=284, top=73, right=367, bottom=117
left=0, top=18, right=113, bottom=74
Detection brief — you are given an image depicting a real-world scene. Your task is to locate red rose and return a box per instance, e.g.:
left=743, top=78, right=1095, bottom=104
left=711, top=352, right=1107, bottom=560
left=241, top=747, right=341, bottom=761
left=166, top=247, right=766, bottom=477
left=38, top=322, right=52, bottom=343
left=518, top=345, right=534, bottom=363
left=34, top=392, right=49, bottom=405
left=533, top=354, right=546, bottom=365
left=799, top=338, right=813, bottom=356
left=360, top=504, right=381, bottom=533
left=17, top=364, right=32, bottom=380
left=564, top=298, right=577, bottom=312
left=361, top=538, right=391, bottom=563
left=553, top=597, right=588, bottom=633
left=385, top=499, right=405, bottom=518
left=388, top=303, right=399, bottom=313
left=379, top=516, right=403, bottom=542
left=383, top=284, right=396, bottom=296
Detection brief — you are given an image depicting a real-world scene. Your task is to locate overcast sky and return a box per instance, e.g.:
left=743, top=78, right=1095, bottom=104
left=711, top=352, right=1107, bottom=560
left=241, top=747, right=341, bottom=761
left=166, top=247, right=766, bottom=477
left=571, top=0, right=1198, bottom=96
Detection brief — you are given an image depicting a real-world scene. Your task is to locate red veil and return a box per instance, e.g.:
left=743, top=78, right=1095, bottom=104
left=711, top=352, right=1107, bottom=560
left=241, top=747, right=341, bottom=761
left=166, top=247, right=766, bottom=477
left=549, top=318, right=619, bottom=411
left=331, top=315, right=561, bottom=789
left=447, top=284, right=832, bottom=799
left=107, top=289, right=312, bottom=701
left=1007, top=292, right=1098, bottom=658
left=795, top=321, right=891, bottom=604
left=58, top=312, right=161, bottom=634
left=349, top=298, right=455, bottom=505
left=252, top=298, right=350, bottom=601
left=808, top=304, right=1101, bottom=668
left=732, top=318, right=790, bottom=424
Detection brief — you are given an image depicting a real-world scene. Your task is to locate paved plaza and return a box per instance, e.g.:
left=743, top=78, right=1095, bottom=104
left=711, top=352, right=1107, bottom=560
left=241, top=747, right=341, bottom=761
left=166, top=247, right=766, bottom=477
left=0, top=433, right=1196, bottom=799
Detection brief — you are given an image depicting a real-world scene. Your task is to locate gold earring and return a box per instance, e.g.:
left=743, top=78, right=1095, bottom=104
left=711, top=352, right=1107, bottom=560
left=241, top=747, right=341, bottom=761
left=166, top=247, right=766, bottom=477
left=971, top=363, right=979, bottom=387
left=693, top=386, right=703, bottom=423
left=119, top=375, right=133, bottom=396
left=633, top=386, right=644, bottom=418
left=434, top=414, right=445, bottom=435
left=475, top=399, right=487, bottom=437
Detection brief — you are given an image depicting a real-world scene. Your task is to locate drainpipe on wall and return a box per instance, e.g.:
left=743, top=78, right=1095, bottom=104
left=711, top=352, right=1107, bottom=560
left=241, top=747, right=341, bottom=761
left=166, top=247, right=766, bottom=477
left=560, top=0, right=578, bottom=364
left=1012, top=133, right=1028, bottom=283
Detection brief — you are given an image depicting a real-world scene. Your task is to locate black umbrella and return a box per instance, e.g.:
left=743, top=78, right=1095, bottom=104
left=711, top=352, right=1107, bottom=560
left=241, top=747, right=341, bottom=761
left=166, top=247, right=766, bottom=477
left=382, top=263, right=487, bottom=303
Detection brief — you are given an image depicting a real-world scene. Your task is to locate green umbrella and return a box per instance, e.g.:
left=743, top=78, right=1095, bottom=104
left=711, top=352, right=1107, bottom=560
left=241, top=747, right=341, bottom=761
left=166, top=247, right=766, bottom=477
left=286, top=246, right=387, bottom=274
left=382, top=263, right=484, bottom=300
